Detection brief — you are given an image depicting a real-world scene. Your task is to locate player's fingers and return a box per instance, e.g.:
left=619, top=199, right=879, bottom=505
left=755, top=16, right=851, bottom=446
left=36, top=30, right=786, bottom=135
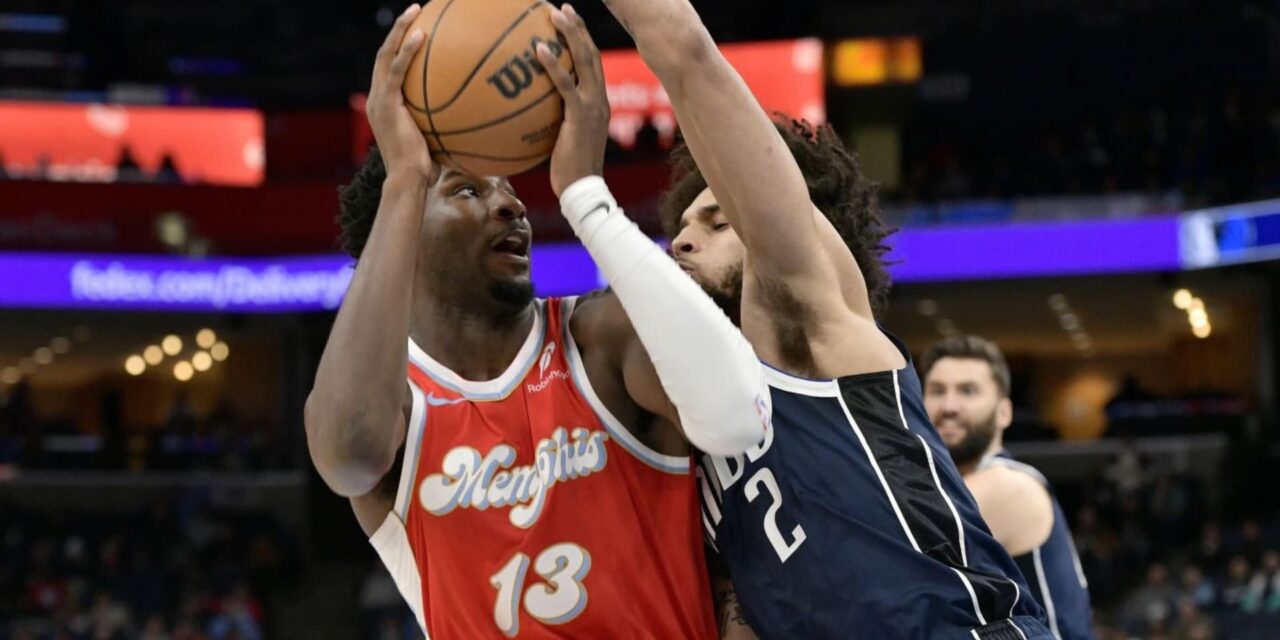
left=552, top=5, right=604, bottom=88
left=375, top=4, right=422, bottom=77
left=536, top=43, right=578, bottom=105
left=560, top=5, right=604, bottom=82
left=388, top=29, right=425, bottom=84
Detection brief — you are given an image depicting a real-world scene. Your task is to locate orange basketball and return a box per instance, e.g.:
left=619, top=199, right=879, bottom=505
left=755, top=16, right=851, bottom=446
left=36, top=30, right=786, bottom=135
left=402, top=0, right=574, bottom=177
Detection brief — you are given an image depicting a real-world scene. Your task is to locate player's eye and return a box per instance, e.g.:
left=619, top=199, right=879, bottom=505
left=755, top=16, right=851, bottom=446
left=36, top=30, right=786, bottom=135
left=454, top=185, right=479, bottom=198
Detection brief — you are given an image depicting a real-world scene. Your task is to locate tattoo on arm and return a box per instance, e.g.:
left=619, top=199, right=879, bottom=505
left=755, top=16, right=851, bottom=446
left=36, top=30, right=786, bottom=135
left=715, top=583, right=750, bottom=635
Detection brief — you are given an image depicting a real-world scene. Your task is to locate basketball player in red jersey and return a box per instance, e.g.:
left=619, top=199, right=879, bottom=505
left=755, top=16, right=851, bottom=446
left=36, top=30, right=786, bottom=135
left=305, top=4, right=770, bottom=639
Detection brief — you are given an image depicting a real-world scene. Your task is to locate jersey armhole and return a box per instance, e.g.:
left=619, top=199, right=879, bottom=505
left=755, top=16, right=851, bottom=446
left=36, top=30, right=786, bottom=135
left=369, top=512, right=429, bottom=636
left=392, top=381, right=429, bottom=521
left=560, top=296, right=691, bottom=475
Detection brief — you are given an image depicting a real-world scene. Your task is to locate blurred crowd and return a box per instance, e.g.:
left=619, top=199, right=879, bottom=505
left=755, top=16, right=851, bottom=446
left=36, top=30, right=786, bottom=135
left=901, top=92, right=1280, bottom=207
left=1064, top=451, right=1280, bottom=639
left=0, top=384, right=294, bottom=472
left=1, top=491, right=299, bottom=640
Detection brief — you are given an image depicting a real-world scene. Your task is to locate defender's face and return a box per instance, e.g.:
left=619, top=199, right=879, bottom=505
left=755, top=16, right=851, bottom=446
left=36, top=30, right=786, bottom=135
left=670, top=188, right=746, bottom=303
left=923, top=357, right=1010, bottom=463
left=421, top=168, right=532, bottom=299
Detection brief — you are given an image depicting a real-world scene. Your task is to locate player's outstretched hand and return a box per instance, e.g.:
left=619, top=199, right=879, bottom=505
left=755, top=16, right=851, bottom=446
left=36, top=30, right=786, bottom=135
left=367, top=3, right=434, bottom=181
left=539, top=3, right=610, bottom=198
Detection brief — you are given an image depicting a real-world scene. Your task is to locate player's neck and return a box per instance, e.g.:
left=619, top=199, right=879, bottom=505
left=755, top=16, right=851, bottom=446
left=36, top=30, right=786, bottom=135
left=410, top=295, right=536, bottom=381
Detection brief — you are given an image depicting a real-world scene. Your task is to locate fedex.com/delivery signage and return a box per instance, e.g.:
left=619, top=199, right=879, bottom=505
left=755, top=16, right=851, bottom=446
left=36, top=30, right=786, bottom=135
left=0, top=249, right=601, bottom=313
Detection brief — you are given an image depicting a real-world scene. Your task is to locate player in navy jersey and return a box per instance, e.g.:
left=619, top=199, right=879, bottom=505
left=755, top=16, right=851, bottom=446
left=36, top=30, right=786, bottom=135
left=594, top=0, right=1054, bottom=637
left=921, top=335, right=1095, bottom=640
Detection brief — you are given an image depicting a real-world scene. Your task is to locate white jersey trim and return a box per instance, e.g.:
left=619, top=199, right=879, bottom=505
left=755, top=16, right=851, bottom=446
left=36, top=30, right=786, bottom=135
left=1034, top=547, right=1063, bottom=640
left=760, top=361, right=841, bottom=397
left=369, top=512, right=429, bottom=637
left=395, top=383, right=429, bottom=520
left=406, top=299, right=546, bottom=401
left=560, top=296, right=690, bottom=475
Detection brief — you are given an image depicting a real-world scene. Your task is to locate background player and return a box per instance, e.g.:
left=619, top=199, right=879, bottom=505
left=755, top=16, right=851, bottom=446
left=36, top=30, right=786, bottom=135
left=305, top=5, right=768, bottom=637
left=921, top=335, right=1096, bottom=640
left=590, top=0, right=1054, bottom=636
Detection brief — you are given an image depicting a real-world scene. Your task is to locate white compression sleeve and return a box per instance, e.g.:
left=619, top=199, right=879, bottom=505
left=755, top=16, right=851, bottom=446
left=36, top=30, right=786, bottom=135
left=560, top=176, right=770, bottom=456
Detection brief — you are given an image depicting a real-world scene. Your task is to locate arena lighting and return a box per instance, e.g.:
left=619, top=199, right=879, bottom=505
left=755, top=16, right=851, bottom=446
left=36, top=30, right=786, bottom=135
left=1, top=367, right=20, bottom=384
left=173, top=361, right=194, bottom=382
left=1193, top=323, right=1212, bottom=339
left=192, top=351, right=213, bottom=372
left=1188, top=308, right=1209, bottom=328
left=32, top=347, right=53, bottom=365
left=916, top=299, right=938, bottom=316
left=1188, top=298, right=1205, bottom=312
left=143, top=345, right=164, bottom=365
left=1048, top=294, right=1069, bottom=312
left=50, top=337, right=71, bottom=354
left=161, top=335, right=182, bottom=356
left=196, top=329, right=217, bottom=349
left=125, top=355, right=145, bottom=376
left=832, top=37, right=922, bottom=87
left=210, top=342, right=229, bottom=362
left=1172, top=289, right=1193, bottom=309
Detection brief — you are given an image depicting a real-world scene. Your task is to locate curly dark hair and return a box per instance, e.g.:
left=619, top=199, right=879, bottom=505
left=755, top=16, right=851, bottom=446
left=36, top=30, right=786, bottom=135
left=658, top=117, right=896, bottom=315
left=337, top=147, right=388, bottom=260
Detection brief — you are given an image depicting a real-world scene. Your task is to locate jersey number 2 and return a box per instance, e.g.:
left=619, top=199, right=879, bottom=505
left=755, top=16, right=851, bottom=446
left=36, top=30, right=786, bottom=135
left=746, top=467, right=807, bottom=562
left=490, top=543, right=591, bottom=636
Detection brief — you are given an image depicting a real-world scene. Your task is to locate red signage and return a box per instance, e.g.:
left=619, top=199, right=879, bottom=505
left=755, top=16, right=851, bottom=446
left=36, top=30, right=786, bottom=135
left=0, top=102, right=265, bottom=187
left=600, top=39, right=826, bottom=147
left=353, top=39, right=825, bottom=160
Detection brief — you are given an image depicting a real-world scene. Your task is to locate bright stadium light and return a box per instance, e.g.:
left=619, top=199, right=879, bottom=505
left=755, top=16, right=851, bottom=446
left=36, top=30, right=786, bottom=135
left=196, top=328, right=217, bottom=349
left=192, top=351, right=213, bottom=372
left=162, top=335, right=183, bottom=356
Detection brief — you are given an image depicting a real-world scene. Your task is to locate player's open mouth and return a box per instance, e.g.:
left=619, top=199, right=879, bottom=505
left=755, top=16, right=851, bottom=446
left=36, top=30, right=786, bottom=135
left=491, top=233, right=531, bottom=258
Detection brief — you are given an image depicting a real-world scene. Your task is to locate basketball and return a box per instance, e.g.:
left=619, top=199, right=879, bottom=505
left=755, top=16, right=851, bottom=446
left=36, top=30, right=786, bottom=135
left=402, top=0, right=574, bottom=177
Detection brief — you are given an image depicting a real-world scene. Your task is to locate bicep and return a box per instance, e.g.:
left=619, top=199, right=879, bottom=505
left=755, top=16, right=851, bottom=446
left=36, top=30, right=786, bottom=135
left=307, top=384, right=411, bottom=499
left=572, top=292, right=684, bottom=432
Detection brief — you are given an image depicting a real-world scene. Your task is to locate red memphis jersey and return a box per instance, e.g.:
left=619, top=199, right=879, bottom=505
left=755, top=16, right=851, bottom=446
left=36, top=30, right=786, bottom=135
left=369, top=297, right=719, bottom=639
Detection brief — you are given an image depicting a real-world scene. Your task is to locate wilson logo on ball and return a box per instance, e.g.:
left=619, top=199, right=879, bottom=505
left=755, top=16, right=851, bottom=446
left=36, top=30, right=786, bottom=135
left=487, top=36, right=566, bottom=100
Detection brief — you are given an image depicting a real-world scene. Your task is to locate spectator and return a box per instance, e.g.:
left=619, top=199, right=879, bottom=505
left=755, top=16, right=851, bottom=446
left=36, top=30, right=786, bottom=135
left=1179, top=565, right=1216, bottom=610
left=1219, top=555, right=1253, bottom=610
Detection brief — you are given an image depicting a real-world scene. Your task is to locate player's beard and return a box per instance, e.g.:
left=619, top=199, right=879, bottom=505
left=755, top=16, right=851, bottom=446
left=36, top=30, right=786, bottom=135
left=706, top=263, right=744, bottom=316
left=489, top=279, right=535, bottom=312
left=946, top=405, right=1001, bottom=467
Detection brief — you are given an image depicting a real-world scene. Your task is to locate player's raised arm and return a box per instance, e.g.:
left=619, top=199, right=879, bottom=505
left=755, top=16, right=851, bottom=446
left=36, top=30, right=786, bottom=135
left=538, top=7, right=769, bottom=456
left=596, top=0, right=837, bottom=285
left=305, top=5, right=431, bottom=498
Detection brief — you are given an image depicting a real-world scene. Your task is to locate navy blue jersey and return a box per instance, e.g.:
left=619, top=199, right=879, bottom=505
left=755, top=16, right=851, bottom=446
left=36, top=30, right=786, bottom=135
left=981, top=451, right=1095, bottom=640
left=699, top=337, right=1052, bottom=640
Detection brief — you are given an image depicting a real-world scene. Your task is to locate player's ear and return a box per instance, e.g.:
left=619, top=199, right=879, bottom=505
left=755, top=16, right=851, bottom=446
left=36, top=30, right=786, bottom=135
left=996, top=397, right=1013, bottom=431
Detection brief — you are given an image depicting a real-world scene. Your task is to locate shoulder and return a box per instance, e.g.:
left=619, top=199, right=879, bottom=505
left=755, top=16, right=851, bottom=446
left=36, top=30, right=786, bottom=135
left=566, top=290, right=636, bottom=353
left=966, top=465, right=1055, bottom=554
left=969, top=465, right=1052, bottom=509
